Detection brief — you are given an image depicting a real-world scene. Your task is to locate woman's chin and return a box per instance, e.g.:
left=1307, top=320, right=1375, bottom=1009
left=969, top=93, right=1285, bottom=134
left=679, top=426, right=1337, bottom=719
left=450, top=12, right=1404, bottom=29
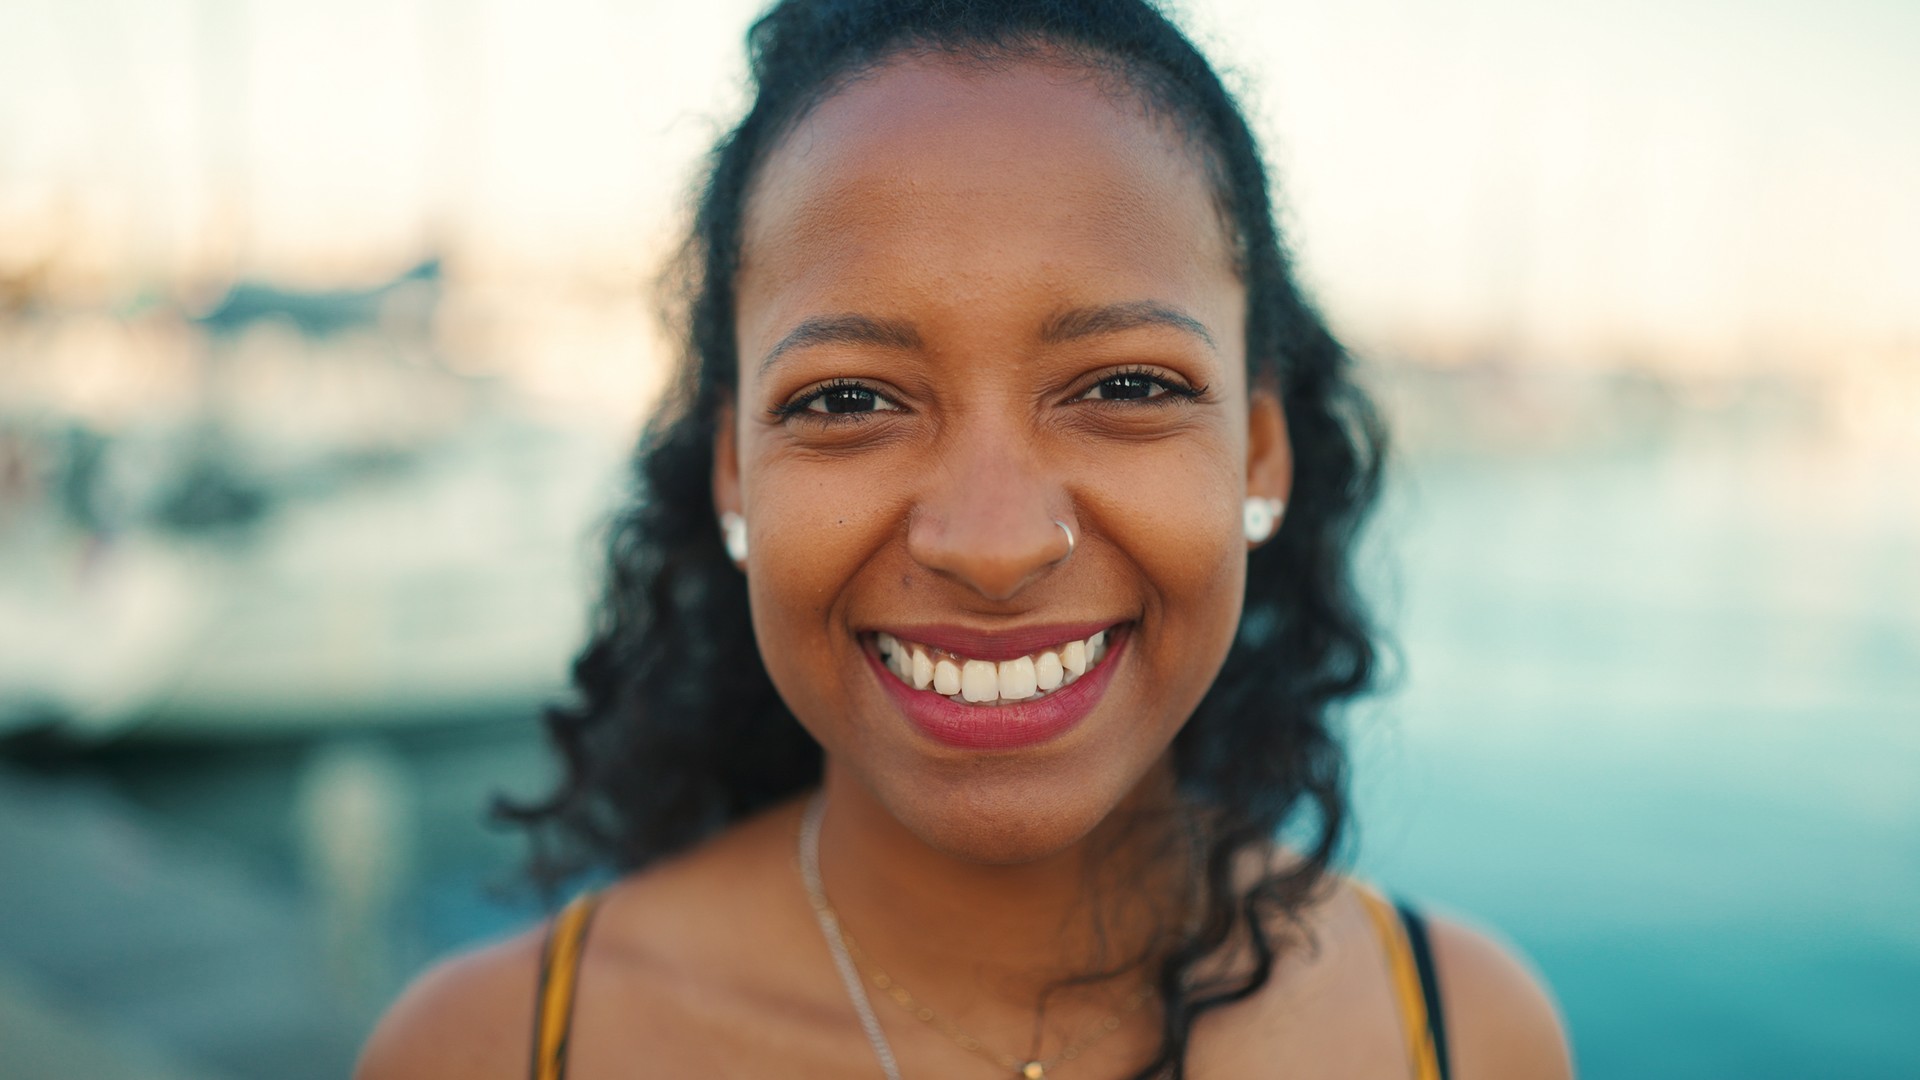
left=861, top=768, right=1145, bottom=867
left=913, top=808, right=1104, bottom=866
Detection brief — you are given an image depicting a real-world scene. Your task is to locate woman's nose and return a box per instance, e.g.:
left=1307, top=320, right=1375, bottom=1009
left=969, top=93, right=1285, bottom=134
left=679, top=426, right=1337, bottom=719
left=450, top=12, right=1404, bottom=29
left=906, top=438, right=1074, bottom=602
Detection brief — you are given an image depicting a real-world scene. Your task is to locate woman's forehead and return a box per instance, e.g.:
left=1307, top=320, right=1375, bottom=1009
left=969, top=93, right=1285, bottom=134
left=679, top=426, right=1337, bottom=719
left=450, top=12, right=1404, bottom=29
left=736, top=54, right=1239, bottom=359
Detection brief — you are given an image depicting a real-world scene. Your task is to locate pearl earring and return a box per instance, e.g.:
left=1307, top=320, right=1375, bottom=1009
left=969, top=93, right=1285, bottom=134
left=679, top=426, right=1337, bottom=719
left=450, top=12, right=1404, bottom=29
left=1243, top=497, right=1285, bottom=544
left=721, top=511, right=748, bottom=563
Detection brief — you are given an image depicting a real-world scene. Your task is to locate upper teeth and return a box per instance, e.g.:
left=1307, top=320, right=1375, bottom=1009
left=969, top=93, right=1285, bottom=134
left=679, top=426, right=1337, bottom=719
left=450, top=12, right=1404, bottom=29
left=874, top=629, right=1111, bottom=705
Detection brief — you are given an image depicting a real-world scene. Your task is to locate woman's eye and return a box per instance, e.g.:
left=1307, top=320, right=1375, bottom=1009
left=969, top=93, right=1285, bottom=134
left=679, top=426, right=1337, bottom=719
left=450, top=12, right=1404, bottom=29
left=809, top=385, right=892, bottom=413
left=1075, top=370, right=1202, bottom=403
left=785, top=381, right=902, bottom=417
left=1089, top=373, right=1164, bottom=401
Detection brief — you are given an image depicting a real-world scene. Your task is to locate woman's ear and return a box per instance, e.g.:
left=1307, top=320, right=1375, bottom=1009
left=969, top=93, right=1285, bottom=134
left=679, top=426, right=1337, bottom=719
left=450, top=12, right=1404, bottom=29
left=1246, top=388, right=1292, bottom=507
left=711, top=398, right=741, bottom=519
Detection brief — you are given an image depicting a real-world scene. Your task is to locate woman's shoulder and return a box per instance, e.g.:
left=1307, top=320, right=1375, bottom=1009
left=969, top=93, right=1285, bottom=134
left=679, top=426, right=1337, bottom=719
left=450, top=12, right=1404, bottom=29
left=1229, top=871, right=1571, bottom=1080
left=1321, top=873, right=1571, bottom=1080
left=1416, top=908, right=1573, bottom=1080
left=353, top=922, right=550, bottom=1080
left=354, top=802, right=815, bottom=1080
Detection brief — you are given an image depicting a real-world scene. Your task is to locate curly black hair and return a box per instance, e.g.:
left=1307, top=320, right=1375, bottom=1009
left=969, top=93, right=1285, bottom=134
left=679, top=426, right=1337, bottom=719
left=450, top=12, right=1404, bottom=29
left=498, top=1, right=1386, bottom=1075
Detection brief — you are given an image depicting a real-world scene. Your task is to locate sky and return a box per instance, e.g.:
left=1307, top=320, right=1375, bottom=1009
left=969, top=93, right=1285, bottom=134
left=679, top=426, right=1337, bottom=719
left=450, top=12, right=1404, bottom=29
left=1, top=0, right=1916, bottom=376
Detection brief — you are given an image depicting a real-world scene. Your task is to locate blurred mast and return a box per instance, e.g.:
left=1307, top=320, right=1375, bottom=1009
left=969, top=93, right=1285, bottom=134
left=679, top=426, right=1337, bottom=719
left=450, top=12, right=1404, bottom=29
left=424, top=0, right=483, bottom=259
left=193, top=0, right=251, bottom=294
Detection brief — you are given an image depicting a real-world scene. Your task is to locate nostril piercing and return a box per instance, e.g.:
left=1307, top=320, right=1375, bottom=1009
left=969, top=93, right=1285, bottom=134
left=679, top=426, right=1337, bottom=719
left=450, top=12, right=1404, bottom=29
left=1053, top=519, right=1075, bottom=561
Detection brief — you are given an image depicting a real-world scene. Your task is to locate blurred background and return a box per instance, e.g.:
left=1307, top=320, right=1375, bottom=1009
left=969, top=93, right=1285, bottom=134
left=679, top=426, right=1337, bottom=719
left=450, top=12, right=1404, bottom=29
left=0, top=0, right=1913, bottom=1076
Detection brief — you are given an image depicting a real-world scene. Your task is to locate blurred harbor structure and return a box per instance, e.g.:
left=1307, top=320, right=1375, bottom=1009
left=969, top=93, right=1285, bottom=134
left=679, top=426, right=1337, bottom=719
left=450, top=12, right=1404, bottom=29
left=1, top=0, right=1916, bottom=1077
left=0, top=255, right=627, bottom=740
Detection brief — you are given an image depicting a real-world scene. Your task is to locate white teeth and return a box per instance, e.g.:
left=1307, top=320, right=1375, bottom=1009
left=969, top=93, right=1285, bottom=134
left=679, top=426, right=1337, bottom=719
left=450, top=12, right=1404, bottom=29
left=997, top=656, right=1037, bottom=700
left=1035, top=651, right=1063, bottom=691
left=1062, top=640, right=1087, bottom=678
left=876, top=629, right=1114, bottom=705
left=933, top=658, right=961, bottom=695
left=880, top=631, right=909, bottom=678
left=960, top=660, right=999, bottom=703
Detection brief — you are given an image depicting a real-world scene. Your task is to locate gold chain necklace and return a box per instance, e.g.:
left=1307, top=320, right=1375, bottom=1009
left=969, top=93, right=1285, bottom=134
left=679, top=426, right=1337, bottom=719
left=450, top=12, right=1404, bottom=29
left=798, top=794, right=1154, bottom=1079
left=839, top=927, right=1152, bottom=1079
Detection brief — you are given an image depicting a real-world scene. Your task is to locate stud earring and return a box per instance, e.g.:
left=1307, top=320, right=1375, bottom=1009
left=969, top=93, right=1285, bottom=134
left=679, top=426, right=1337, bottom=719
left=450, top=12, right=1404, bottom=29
left=1243, top=497, right=1285, bottom=544
left=721, top=511, right=748, bottom=563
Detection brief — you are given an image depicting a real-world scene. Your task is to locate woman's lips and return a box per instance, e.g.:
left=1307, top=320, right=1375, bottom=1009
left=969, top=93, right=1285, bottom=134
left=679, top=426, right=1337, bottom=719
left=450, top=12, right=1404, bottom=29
left=863, top=624, right=1128, bottom=750
left=874, top=621, right=1118, bottom=662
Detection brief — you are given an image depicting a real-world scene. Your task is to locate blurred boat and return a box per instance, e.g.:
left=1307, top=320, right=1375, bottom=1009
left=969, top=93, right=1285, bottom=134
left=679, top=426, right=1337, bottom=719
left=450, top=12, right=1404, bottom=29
left=194, top=259, right=442, bottom=341
left=0, top=413, right=620, bottom=743
left=1, top=256, right=629, bottom=744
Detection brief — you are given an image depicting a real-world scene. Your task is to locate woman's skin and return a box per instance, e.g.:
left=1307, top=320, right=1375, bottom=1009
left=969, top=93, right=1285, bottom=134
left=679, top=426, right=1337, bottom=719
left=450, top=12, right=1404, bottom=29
left=359, top=54, right=1572, bottom=1080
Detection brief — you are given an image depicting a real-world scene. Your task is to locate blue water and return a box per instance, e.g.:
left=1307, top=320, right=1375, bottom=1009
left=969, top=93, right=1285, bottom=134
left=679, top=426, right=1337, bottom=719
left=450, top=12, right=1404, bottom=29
left=1349, top=444, right=1920, bottom=1078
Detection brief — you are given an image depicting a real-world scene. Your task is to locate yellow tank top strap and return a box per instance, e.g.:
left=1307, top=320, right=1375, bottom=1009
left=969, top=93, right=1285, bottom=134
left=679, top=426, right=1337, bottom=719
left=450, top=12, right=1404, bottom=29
left=1355, top=883, right=1444, bottom=1080
left=530, top=890, right=603, bottom=1080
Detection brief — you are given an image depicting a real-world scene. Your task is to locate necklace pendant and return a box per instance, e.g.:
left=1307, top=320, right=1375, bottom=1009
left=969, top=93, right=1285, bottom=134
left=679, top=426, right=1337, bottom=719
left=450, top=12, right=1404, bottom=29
left=1021, top=1064, right=1046, bottom=1080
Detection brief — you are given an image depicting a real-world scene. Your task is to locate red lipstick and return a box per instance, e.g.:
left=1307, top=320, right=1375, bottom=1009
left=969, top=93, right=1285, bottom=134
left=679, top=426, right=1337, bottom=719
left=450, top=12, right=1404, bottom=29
left=872, top=621, right=1117, bottom=663
left=863, top=625, right=1128, bottom=750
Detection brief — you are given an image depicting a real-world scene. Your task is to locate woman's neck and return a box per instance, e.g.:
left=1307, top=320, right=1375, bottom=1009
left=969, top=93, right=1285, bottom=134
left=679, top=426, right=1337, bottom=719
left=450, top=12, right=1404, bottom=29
left=810, top=762, right=1191, bottom=1010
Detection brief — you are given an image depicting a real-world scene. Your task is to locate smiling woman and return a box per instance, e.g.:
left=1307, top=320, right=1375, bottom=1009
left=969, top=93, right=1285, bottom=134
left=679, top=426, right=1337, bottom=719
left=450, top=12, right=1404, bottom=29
left=355, top=1, right=1571, bottom=1078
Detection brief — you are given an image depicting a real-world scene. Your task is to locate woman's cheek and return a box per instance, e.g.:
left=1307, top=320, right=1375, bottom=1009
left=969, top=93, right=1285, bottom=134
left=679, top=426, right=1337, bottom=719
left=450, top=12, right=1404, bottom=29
left=741, top=448, right=904, bottom=689
left=1090, top=430, right=1243, bottom=561
left=1081, top=437, right=1247, bottom=675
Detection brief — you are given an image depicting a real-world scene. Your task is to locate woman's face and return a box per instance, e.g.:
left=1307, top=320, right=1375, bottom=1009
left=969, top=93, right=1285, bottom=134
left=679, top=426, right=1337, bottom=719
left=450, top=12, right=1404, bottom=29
left=717, top=54, right=1290, bottom=863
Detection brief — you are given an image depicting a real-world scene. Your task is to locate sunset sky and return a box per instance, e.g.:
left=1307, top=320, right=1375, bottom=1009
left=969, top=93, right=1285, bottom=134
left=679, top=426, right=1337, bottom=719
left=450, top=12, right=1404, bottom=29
left=3, top=0, right=1915, bottom=374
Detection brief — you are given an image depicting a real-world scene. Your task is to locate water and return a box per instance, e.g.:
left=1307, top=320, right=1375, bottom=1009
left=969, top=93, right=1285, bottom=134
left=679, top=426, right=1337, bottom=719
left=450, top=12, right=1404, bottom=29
left=1350, top=440, right=1920, bottom=1078
left=3, top=434, right=1914, bottom=1078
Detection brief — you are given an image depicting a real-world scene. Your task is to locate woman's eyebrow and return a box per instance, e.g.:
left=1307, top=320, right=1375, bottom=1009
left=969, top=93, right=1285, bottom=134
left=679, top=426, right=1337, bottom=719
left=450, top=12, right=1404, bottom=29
left=761, top=314, right=922, bottom=371
left=1040, top=301, right=1217, bottom=353
left=759, top=302, right=1213, bottom=371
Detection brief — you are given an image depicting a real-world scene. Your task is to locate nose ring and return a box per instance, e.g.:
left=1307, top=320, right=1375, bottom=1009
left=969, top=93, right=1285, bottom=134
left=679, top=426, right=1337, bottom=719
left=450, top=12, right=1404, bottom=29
left=1053, top=519, right=1076, bottom=562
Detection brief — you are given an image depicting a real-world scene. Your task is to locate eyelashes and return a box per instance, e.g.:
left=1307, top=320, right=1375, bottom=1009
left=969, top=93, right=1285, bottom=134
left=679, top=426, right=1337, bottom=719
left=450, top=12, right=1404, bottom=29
left=1072, top=366, right=1210, bottom=404
left=770, top=367, right=1209, bottom=425
left=769, top=378, right=904, bottom=421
